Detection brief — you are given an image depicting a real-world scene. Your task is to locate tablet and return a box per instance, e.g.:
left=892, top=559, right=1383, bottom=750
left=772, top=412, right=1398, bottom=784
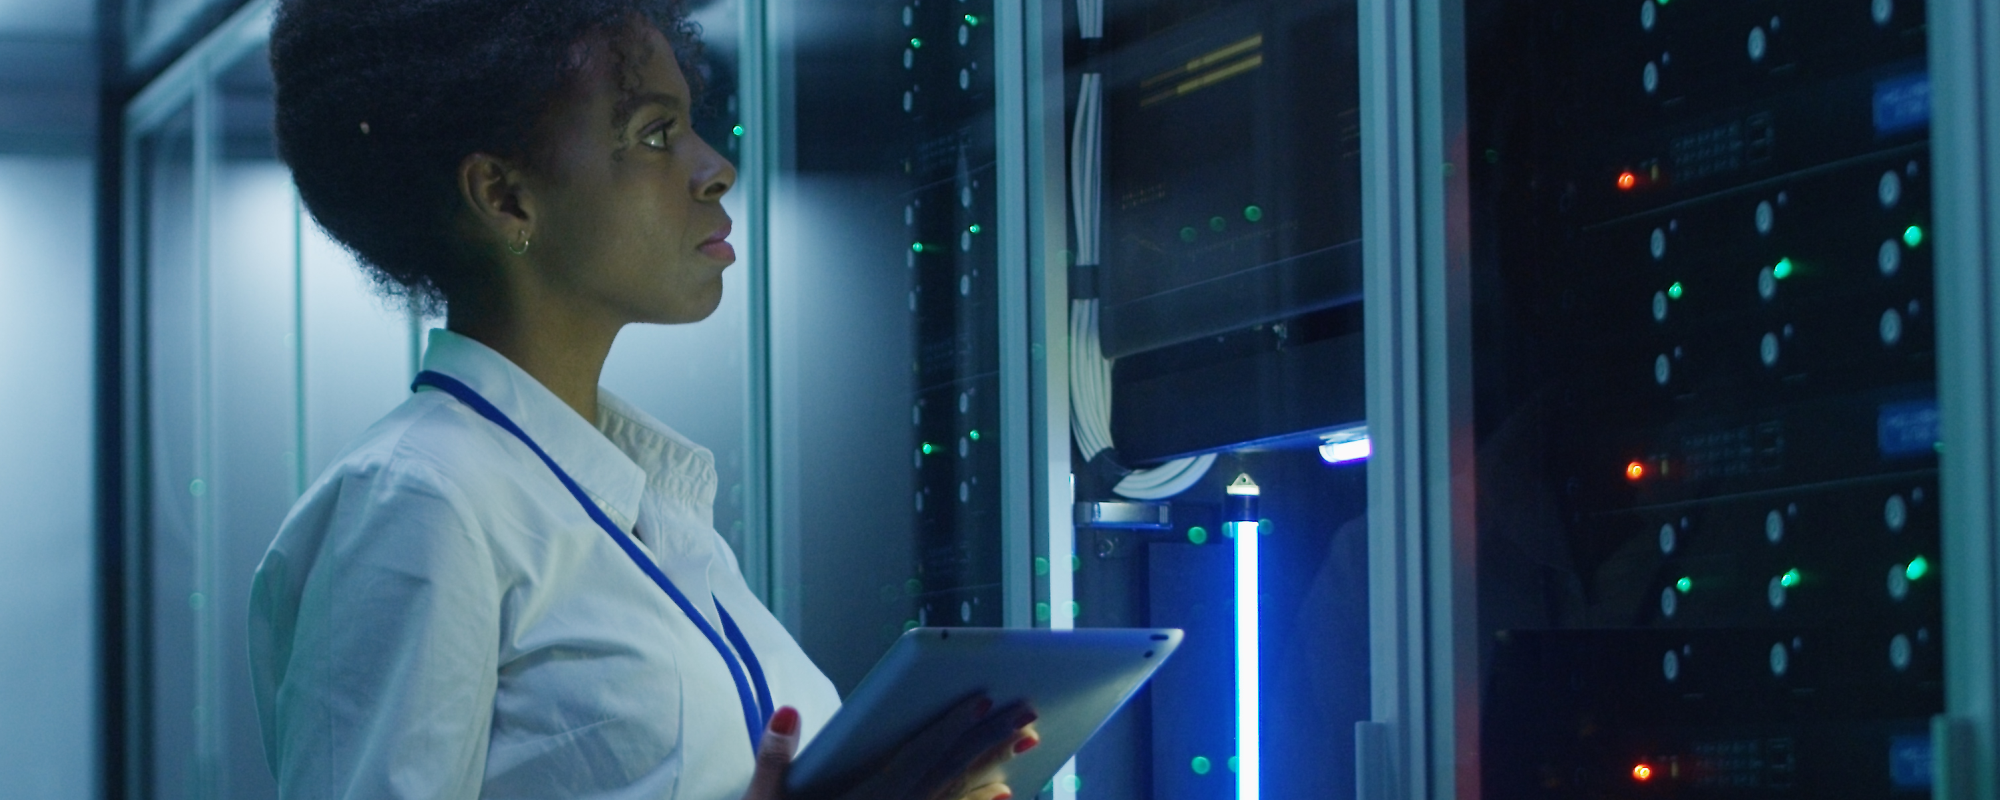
left=785, top=627, right=1183, bottom=797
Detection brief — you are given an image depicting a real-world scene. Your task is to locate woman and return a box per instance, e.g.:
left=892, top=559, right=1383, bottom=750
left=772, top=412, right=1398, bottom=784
left=247, top=1, right=1034, bottom=797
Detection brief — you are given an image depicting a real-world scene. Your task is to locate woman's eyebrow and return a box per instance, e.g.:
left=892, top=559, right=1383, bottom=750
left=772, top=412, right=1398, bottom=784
left=614, top=91, right=687, bottom=129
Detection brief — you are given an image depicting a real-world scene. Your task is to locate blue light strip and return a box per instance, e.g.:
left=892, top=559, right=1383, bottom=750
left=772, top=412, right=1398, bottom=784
left=1235, top=518, right=1260, bottom=799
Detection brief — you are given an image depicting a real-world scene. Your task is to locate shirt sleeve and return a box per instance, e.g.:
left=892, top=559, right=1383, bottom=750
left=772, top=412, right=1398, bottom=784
left=251, top=458, right=501, bottom=800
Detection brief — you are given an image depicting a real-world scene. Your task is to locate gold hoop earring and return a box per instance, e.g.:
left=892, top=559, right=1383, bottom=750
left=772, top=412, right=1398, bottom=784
left=508, top=230, right=531, bottom=256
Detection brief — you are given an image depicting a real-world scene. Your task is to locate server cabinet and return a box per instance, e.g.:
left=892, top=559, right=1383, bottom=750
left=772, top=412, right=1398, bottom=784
left=761, top=1, right=1376, bottom=797
left=1361, top=0, right=2000, bottom=797
left=1052, top=1, right=1374, bottom=799
left=1467, top=0, right=1941, bottom=794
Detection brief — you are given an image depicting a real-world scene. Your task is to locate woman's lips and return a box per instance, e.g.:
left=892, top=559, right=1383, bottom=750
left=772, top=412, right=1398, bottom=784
left=699, top=239, right=736, bottom=262
left=699, top=223, right=735, bottom=262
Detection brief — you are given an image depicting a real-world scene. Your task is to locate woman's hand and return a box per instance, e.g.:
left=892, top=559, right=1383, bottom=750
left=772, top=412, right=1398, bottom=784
left=740, top=698, right=1042, bottom=800
left=742, top=707, right=805, bottom=800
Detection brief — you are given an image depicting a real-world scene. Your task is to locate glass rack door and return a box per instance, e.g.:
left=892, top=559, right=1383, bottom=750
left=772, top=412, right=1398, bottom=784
left=765, top=0, right=1014, bottom=693
left=122, top=8, right=440, bottom=798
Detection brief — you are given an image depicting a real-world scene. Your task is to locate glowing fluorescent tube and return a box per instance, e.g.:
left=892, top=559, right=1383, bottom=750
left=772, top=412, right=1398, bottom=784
left=1319, top=423, right=1371, bottom=464
left=1225, top=474, right=1261, bottom=800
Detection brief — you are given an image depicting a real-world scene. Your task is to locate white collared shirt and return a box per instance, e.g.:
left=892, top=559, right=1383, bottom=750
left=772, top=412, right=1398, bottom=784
left=249, top=329, right=840, bottom=800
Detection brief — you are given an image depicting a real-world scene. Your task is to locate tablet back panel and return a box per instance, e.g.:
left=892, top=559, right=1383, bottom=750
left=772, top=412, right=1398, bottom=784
left=787, top=627, right=1183, bottom=795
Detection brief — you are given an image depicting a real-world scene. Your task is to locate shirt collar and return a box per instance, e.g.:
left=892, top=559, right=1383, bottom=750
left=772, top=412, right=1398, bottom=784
left=418, top=329, right=649, bottom=532
left=595, top=392, right=718, bottom=525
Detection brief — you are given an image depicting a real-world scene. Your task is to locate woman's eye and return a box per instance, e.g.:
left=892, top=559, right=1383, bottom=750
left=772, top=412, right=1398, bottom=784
left=642, top=121, right=674, bottom=150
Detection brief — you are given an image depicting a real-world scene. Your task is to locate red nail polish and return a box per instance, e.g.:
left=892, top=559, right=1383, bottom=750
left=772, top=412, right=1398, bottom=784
left=769, top=706, right=800, bottom=736
left=995, top=793, right=1012, bottom=800
left=1013, top=736, right=1039, bottom=754
left=973, top=698, right=993, bottom=717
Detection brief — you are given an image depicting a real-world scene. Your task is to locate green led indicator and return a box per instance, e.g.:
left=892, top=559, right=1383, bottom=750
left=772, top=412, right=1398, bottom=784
left=1064, top=775, right=1082, bottom=792
left=731, top=125, right=744, bottom=137
left=1676, top=576, right=1692, bottom=593
left=1067, top=601, right=1081, bottom=618
left=1229, top=756, right=1240, bottom=773
left=911, top=242, right=927, bottom=253
left=964, top=14, right=982, bottom=25
left=1667, top=281, right=1684, bottom=300
left=903, top=619, right=919, bottom=631
left=1179, top=226, right=1198, bottom=243
left=1034, top=557, right=1049, bottom=576
left=1188, top=526, right=1209, bottom=544
left=1907, top=556, right=1931, bottom=581
left=1209, top=216, right=1227, bottom=232
left=968, top=429, right=981, bottom=441
left=1191, top=757, right=1212, bottom=775
left=909, top=37, right=923, bottom=48
left=1244, top=205, right=1264, bottom=222
left=968, top=224, right=982, bottom=234
left=1034, top=602, right=1050, bottom=622
left=1904, top=225, right=1925, bottom=249
left=920, top=442, right=934, bottom=455
left=1773, top=258, right=1795, bottom=280
left=1781, top=568, right=1801, bottom=588
left=1071, top=555, right=1082, bottom=572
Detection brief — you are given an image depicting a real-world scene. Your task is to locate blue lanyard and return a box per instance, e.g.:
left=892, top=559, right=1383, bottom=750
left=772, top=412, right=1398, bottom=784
left=412, top=371, right=775, bottom=755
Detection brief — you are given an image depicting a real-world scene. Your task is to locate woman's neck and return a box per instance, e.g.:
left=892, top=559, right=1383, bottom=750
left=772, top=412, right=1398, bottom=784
left=447, top=296, right=621, bottom=424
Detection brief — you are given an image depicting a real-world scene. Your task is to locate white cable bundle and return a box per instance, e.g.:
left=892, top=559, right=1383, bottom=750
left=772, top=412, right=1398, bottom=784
left=1070, top=73, right=1103, bottom=269
left=1076, top=0, right=1104, bottom=39
left=1068, top=73, right=1214, bottom=500
left=1069, top=299, right=1216, bottom=499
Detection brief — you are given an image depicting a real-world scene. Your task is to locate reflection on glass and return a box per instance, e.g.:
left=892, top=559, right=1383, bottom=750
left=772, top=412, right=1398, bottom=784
left=769, top=0, right=1004, bottom=695
left=142, top=100, right=206, bottom=800
left=133, top=34, right=428, bottom=800
left=201, top=42, right=291, bottom=800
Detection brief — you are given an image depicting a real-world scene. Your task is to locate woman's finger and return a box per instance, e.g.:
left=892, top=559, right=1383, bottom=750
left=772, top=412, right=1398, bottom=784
left=949, top=726, right=1040, bottom=798
left=742, top=706, right=802, bottom=800
left=971, top=723, right=1040, bottom=773
left=870, top=693, right=993, bottom=794
left=918, top=706, right=1037, bottom=800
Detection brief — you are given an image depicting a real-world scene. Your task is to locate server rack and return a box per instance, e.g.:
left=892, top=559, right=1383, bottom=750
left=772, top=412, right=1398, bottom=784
left=1358, top=0, right=2000, bottom=798
left=1471, top=0, right=1941, bottom=794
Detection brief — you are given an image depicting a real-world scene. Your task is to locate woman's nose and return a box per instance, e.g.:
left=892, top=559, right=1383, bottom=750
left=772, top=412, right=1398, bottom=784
left=692, top=134, right=737, bottom=202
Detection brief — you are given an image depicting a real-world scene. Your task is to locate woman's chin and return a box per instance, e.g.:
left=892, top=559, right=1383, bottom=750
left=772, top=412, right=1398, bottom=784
left=640, top=282, right=725, bottom=325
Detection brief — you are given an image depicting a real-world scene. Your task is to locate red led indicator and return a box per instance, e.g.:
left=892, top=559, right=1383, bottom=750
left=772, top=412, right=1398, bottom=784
left=1632, top=764, right=1654, bottom=782
left=1625, top=461, right=1646, bottom=481
left=1617, top=171, right=1639, bottom=190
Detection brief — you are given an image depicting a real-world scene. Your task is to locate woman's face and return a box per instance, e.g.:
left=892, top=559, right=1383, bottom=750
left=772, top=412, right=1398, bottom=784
left=516, top=22, right=736, bottom=326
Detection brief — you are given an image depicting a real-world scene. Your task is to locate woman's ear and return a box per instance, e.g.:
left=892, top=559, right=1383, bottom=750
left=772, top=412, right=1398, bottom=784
left=457, top=153, right=535, bottom=248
